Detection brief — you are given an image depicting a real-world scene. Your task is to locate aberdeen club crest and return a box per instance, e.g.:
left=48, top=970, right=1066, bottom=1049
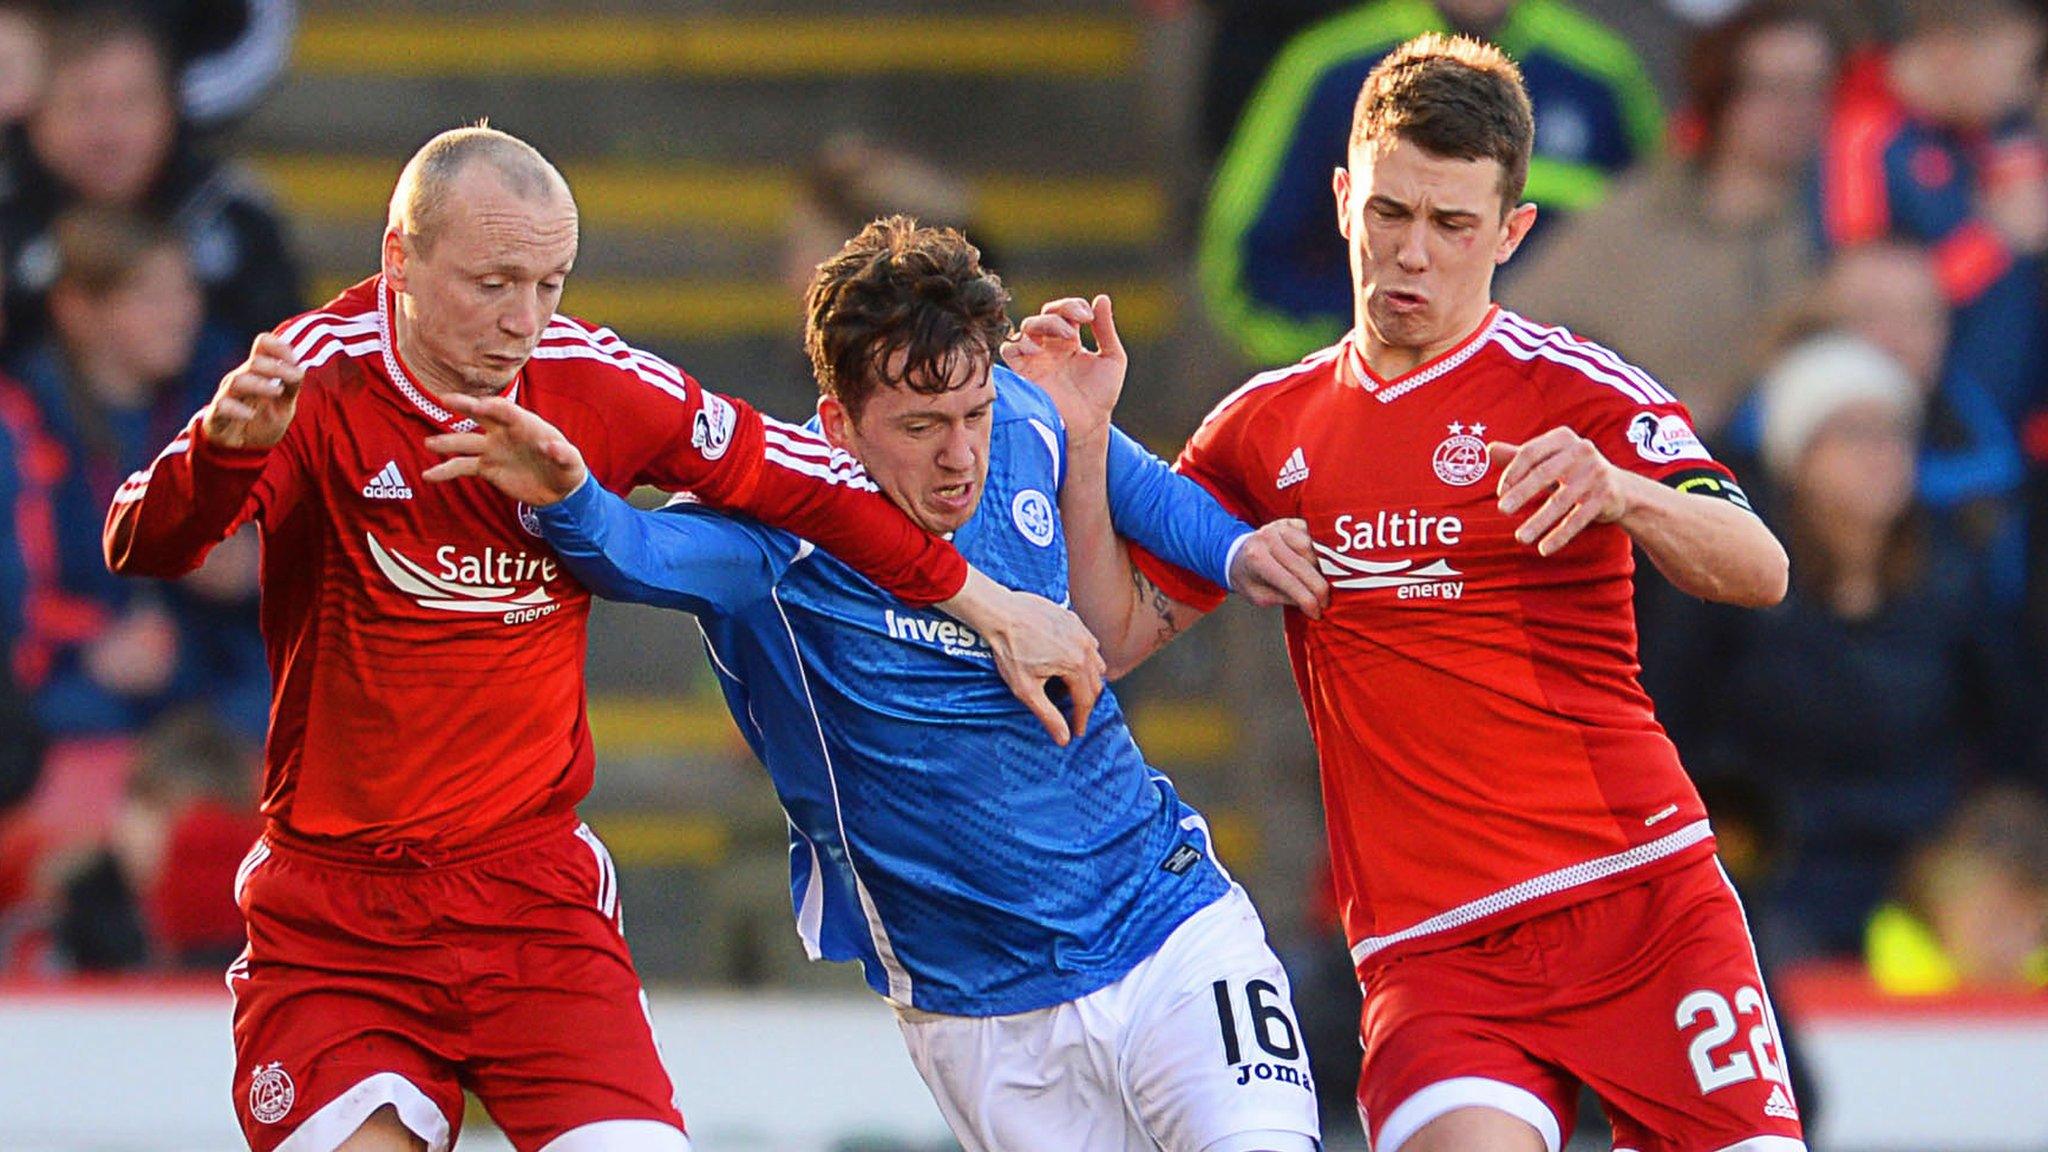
left=249, top=1061, right=295, bottom=1124
left=1432, top=423, right=1489, bottom=486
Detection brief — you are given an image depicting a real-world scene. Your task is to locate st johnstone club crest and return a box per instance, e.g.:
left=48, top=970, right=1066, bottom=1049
left=517, top=502, right=543, bottom=537
left=1432, top=422, right=1489, bottom=486
left=1012, top=488, right=1056, bottom=547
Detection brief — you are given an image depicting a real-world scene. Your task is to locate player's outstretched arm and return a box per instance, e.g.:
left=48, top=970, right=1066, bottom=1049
left=1006, top=296, right=1325, bottom=677
left=1490, top=431, right=1788, bottom=607
left=427, top=392, right=1107, bottom=746
left=105, top=333, right=306, bottom=578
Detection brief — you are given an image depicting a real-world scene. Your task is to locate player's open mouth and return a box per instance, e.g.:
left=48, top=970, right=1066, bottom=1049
left=932, top=482, right=974, bottom=508
left=1383, top=289, right=1428, bottom=312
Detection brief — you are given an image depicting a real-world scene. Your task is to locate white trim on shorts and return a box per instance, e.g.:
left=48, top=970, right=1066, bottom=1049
left=271, top=1071, right=451, bottom=1152
left=536, top=1118, right=693, bottom=1151
left=1200, top=1129, right=1319, bottom=1152
left=1350, top=820, right=1713, bottom=963
left=1372, top=1076, right=1563, bottom=1152
left=1711, top=1136, right=1809, bottom=1152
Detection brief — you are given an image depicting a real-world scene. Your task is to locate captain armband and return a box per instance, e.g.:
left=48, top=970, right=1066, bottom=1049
left=1663, top=469, right=1753, bottom=513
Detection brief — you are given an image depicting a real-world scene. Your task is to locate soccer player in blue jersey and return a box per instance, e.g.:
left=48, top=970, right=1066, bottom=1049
left=425, top=216, right=1329, bottom=1152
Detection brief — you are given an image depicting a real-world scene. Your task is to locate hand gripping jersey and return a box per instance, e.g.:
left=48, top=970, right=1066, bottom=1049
left=537, top=368, right=1253, bottom=1015
left=1137, top=306, right=1751, bottom=970
left=103, top=277, right=967, bottom=850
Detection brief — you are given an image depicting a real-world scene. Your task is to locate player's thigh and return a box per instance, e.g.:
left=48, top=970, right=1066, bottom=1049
left=1357, top=944, right=1577, bottom=1152
left=896, top=1000, right=1144, bottom=1152
left=1121, top=887, right=1320, bottom=1152
left=1562, top=865, right=1807, bottom=1152
left=333, top=1106, right=427, bottom=1152
left=462, top=828, right=687, bottom=1151
left=1397, top=1106, right=1549, bottom=1152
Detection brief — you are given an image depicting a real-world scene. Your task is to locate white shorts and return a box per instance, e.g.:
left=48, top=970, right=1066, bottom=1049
left=896, top=885, right=1322, bottom=1152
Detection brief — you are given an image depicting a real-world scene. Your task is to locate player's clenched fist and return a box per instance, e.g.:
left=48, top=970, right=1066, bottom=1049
left=1489, top=427, right=1635, bottom=556
left=1229, top=518, right=1329, bottom=617
left=202, top=333, right=305, bottom=450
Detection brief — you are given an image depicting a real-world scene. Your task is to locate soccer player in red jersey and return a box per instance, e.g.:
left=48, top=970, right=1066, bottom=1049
left=103, top=127, right=1102, bottom=1152
left=1021, top=34, right=1804, bottom=1152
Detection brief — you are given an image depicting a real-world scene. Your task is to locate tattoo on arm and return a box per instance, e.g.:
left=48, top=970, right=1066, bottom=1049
left=1132, top=565, right=1183, bottom=648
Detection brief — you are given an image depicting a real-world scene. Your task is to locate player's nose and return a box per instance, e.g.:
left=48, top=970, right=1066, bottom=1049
left=499, top=287, right=548, bottom=340
left=1396, top=220, right=1429, bottom=271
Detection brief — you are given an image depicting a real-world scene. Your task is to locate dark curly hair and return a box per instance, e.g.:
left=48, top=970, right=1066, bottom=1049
left=804, top=214, right=1012, bottom=419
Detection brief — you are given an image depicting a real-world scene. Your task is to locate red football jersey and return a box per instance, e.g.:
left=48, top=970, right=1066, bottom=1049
left=106, top=277, right=967, bottom=848
left=1139, top=306, right=1746, bottom=969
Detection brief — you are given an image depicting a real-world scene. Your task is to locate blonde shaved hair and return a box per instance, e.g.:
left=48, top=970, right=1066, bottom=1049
left=388, top=125, right=575, bottom=252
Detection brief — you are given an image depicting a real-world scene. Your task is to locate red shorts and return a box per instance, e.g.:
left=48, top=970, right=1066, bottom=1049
left=227, top=816, right=686, bottom=1152
left=1357, top=857, right=1806, bottom=1152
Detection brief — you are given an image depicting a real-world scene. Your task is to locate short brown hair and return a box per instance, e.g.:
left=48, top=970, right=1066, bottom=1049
left=53, top=205, right=183, bottom=296
left=1350, top=33, right=1534, bottom=213
left=804, top=215, right=1012, bottom=418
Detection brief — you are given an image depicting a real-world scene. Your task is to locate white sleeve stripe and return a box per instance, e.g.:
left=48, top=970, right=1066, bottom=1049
left=112, top=431, right=201, bottom=502
left=288, top=318, right=378, bottom=360
left=1519, top=318, right=1677, bottom=404
left=535, top=333, right=692, bottom=393
left=762, top=426, right=868, bottom=478
left=278, top=309, right=375, bottom=348
left=765, top=447, right=879, bottom=491
left=1496, top=315, right=1676, bottom=404
left=538, top=320, right=693, bottom=392
left=1490, top=326, right=1659, bottom=406
left=301, top=337, right=382, bottom=369
left=526, top=344, right=695, bottom=406
left=762, top=423, right=848, bottom=462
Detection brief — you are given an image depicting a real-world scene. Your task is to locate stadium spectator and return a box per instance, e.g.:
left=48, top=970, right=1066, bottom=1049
left=1671, top=334, right=2024, bottom=959
left=119, top=0, right=299, bottom=129
left=1200, top=0, right=1664, bottom=365
left=0, top=1, right=45, bottom=135
left=105, top=125, right=1100, bottom=1152
left=1081, top=35, right=1801, bottom=1152
left=434, top=217, right=1329, bottom=1152
left=0, top=6, right=302, bottom=356
left=47, top=705, right=261, bottom=972
left=1506, top=1, right=1835, bottom=436
left=1867, top=785, right=2048, bottom=994
left=11, top=207, right=249, bottom=738
left=1814, top=0, right=2048, bottom=422
left=783, top=136, right=995, bottom=296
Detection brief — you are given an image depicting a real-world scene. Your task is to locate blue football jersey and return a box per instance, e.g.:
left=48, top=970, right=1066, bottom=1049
left=538, top=368, right=1253, bottom=1015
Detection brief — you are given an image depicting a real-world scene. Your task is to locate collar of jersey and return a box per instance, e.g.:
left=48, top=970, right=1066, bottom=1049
left=373, top=275, right=522, bottom=433
left=1343, top=304, right=1499, bottom=403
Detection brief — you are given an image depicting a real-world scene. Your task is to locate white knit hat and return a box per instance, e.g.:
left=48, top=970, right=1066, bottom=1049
left=1757, top=333, right=1921, bottom=481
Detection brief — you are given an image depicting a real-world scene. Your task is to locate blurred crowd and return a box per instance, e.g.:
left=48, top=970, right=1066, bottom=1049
left=0, top=0, right=2042, bottom=1021
left=0, top=0, right=294, bottom=975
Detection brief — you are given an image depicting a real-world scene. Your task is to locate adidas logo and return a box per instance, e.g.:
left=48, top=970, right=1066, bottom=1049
left=362, top=460, right=413, bottom=501
left=1276, top=446, right=1310, bottom=490
left=1763, top=1085, right=1799, bottom=1120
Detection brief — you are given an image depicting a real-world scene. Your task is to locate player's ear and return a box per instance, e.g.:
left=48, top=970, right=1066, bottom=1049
left=818, top=395, right=854, bottom=452
left=381, top=226, right=410, bottom=288
left=1495, top=202, right=1538, bottom=265
left=1333, top=167, right=1355, bottom=240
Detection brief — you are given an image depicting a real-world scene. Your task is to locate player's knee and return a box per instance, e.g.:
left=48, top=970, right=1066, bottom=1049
left=1396, top=1106, right=1549, bottom=1152
left=535, top=1118, right=691, bottom=1152
left=333, top=1104, right=429, bottom=1152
